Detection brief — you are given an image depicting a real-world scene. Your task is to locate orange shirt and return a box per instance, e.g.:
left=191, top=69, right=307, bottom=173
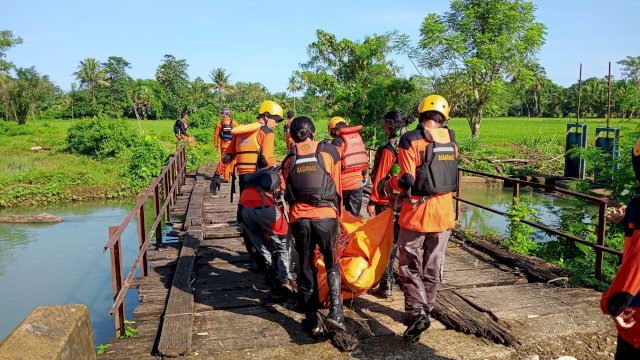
left=331, top=137, right=365, bottom=191
left=390, top=124, right=455, bottom=233
left=215, top=122, right=276, bottom=176
left=601, top=199, right=640, bottom=348
left=213, top=117, right=239, bottom=147
left=369, top=144, right=397, bottom=206
left=282, top=140, right=342, bottom=222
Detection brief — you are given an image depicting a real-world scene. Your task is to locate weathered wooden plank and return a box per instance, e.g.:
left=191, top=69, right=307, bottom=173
left=157, top=229, right=202, bottom=357
left=452, top=229, right=570, bottom=283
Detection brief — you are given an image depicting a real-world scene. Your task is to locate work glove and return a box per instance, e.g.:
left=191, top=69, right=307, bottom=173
left=210, top=174, right=222, bottom=195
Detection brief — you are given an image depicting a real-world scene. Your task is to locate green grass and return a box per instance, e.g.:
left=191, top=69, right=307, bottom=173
left=0, top=116, right=636, bottom=208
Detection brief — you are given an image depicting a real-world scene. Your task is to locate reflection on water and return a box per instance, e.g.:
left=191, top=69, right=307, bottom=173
left=0, top=199, right=161, bottom=347
left=458, top=188, right=597, bottom=242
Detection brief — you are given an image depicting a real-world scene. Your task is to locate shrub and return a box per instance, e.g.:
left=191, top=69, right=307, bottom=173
left=188, top=105, right=217, bottom=129
left=66, top=115, right=136, bottom=158
left=126, top=136, right=169, bottom=186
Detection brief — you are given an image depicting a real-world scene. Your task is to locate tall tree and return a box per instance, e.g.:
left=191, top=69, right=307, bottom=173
left=402, top=0, right=547, bottom=138
left=100, top=56, right=133, bottom=117
left=618, top=56, right=640, bottom=84
left=73, top=58, right=108, bottom=108
left=0, top=30, right=22, bottom=73
left=189, top=77, right=211, bottom=112
left=296, top=29, right=415, bottom=141
left=0, top=67, right=58, bottom=124
left=287, top=72, right=303, bottom=112
left=225, top=82, right=269, bottom=113
left=155, top=54, right=190, bottom=118
left=209, top=67, right=231, bottom=103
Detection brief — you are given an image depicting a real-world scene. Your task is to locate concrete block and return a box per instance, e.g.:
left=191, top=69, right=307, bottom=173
left=0, top=304, right=96, bottom=360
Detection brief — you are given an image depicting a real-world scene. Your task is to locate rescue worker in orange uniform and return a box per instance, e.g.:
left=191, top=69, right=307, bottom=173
left=329, top=117, right=369, bottom=217
left=367, top=110, right=412, bottom=298
left=213, top=107, right=239, bottom=181
left=210, top=100, right=283, bottom=273
left=174, top=110, right=196, bottom=145
left=238, top=166, right=297, bottom=295
left=282, top=116, right=345, bottom=335
left=600, top=137, right=640, bottom=358
left=386, top=95, right=458, bottom=343
left=210, top=100, right=283, bottom=194
left=284, top=110, right=296, bottom=152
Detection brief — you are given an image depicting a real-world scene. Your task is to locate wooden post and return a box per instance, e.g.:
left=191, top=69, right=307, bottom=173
left=595, top=202, right=607, bottom=279
left=136, top=195, right=149, bottom=277
left=455, top=169, right=462, bottom=221
left=153, top=178, right=163, bottom=244
left=109, top=226, right=125, bottom=337
left=168, top=156, right=175, bottom=205
left=163, top=168, right=171, bottom=222
left=512, top=181, right=520, bottom=202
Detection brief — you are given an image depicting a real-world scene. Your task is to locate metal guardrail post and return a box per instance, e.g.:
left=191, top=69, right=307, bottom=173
left=136, top=195, right=149, bottom=277
left=153, top=177, right=163, bottom=244
left=108, top=226, right=125, bottom=337
left=595, top=202, right=607, bottom=279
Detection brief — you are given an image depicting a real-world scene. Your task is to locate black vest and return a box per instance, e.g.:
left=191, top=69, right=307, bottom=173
left=412, top=127, right=458, bottom=196
left=284, top=142, right=337, bottom=207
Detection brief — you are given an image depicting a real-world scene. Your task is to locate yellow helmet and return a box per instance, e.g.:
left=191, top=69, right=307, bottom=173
left=258, top=100, right=284, bottom=119
left=328, top=116, right=347, bottom=134
left=418, top=95, right=450, bottom=120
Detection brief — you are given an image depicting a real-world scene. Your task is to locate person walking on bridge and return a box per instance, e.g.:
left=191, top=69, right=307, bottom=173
left=211, top=100, right=284, bottom=272
left=213, top=107, right=238, bottom=181
left=210, top=100, right=283, bottom=194
left=386, top=95, right=458, bottom=343
left=283, top=116, right=345, bottom=335
left=367, top=110, right=412, bottom=298
left=601, top=137, right=640, bottom=358
left=329, top=116, right=369, bottom=217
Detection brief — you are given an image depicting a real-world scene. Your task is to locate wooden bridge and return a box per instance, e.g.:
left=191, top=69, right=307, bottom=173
left=99, top=150, right=620, bottom=359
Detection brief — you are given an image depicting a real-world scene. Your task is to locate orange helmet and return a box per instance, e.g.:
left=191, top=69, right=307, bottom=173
left=328, top=116, right=347, bottom=135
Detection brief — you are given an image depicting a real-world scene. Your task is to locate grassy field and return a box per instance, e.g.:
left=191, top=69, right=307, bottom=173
left=0, top=116, right=637, bottom=208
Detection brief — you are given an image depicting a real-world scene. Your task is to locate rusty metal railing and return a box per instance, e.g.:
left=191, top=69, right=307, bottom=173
left=454, top=168, right=623, bottom=280
left=103, top=143, right=186, bottom=337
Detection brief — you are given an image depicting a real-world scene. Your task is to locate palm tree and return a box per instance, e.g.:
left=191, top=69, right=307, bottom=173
left=287, top=72, right=303, bottom=112
left=209, top=67, right=230, bottom=102
left=72, top=58, right=108, bottom=105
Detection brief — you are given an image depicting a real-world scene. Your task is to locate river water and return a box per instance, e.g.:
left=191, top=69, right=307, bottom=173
left=0, top=200, right=158, bottom=347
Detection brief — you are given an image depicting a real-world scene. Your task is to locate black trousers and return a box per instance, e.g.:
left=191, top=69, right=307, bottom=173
left=617, top=335, right=640, bottom=359
left=292, top=218, right=339, bottom=318
left=375, top=204, right=400, bottom=287
left=343, top=187, right=363, bottom=217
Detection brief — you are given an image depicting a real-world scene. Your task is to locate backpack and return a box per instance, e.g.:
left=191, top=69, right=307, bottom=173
left=173, top=119, right=182, bottom=138
left=220, top=120, right=233, bottom=140
left=243, top=166, right=282, bottom=195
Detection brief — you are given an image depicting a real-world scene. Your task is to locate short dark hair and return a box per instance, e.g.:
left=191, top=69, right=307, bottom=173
left=383, top=110, right=412, bottom=138
left=419, top=110, right=445, bottom=124
left=290, top=116, right=315, bottom=143
left=286, top=110, right=295, bottom=119
left=181, top=110, right=189, bottom=118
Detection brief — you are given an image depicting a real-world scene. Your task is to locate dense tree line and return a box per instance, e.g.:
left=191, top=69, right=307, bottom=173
left=1, top=0, right=639, bottom=140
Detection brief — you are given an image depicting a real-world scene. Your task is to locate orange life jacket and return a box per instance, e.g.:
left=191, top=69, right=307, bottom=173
left=337, top=125, right=369, bottom=173
left=232, top=122, right=262, bottom=174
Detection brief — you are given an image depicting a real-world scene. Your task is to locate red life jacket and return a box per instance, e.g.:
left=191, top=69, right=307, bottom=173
left=284, top=141, right=337, bottom=208
left=337, top=125, right=369, bottom=173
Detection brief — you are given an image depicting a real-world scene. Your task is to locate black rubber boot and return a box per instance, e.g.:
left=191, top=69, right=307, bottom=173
left=326, top=267, right=346, bottom=331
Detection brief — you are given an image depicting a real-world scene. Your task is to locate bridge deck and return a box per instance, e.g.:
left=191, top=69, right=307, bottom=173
left=102, top=165, right=617, bottom=359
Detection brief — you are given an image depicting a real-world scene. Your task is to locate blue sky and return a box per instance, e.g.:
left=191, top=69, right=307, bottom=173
left=3, top=0, right=639, bottom=92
